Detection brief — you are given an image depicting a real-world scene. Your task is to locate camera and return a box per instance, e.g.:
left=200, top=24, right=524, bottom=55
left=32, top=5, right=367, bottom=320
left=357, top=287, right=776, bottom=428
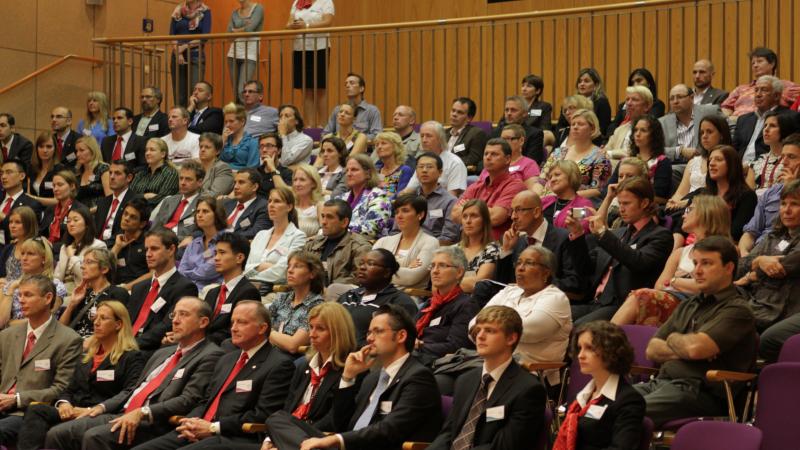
left=572, top=207, right=588, bottom=219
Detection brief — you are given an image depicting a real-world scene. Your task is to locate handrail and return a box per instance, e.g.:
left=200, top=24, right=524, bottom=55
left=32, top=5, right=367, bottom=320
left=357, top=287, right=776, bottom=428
left=92, top=0, right=689, bottom=44
left=0, top=54, right=104, bottom=97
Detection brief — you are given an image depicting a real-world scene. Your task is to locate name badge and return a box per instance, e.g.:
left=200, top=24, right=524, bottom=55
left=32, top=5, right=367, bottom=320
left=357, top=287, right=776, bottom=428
left=148, top=124, right=160, bottom=131
left=173, top=368, right=185, bottom=380
left=220, top=303, right=232, bottom=314
left=362, top=294, right=377, bottom=303
left=117, top=258, right=127, bottom=268
left=236, top=379, right=253, bottom=393
left=429, top=209, right=443, bottom=218
left=184, top=217, right=195, bottom=225
left=66, top=153, right=77, bottom=162
left=44, top=181, right=53, bottom=189
left=453, top=143, right=466, bottom=153
left=777, top=240, right=790, bottom=252
left=586, top=404, right=608, bottom=420
left=429, top=317, right=442, bottom=327
left=322, top=260, right=329, bottom=272
left=82, top=129, right=93, bottom=137
left=0, top=233, right=5, bottom=246
left=509, top=165, right=521, bottom=172
left=486, top=405, right=505, bottom=422
left=530, top=109, right=542, bottom=117
left=89, top=306, right=97, bottom=317
left=379, top=401, right=392, bottom=414
left=249, top=115, right=262, bottom=123
left=203, top=249, right=213, bottom=258
left=124, top=152, right=136, bottom=161
left=239, top=218, right=251, bottom=228
left=89, top=175, right=97, bottom=182
left=346, top=141, right=354, bottom=150
left=97, top=370, right=115, bottom=382
left=151, top=297, right=167, bottom=313
left=34, top=359, right=51, bottom=371
left=630, top=243, right=637, bottom=250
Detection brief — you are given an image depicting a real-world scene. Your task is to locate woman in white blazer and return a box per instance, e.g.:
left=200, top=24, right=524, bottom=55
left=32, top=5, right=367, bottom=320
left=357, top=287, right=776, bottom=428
left=373, top=193, right=439, bottom=290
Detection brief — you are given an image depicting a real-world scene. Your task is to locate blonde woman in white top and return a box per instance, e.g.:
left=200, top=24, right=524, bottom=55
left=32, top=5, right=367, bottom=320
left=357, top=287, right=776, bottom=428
left=293, top=163, right=325, bottom=237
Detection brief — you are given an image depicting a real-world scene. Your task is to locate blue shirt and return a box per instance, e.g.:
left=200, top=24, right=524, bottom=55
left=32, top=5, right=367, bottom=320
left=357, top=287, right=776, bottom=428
left=178, top=233, right=223, bottom=291
left=77, top=119, right=115, bottom=146
left=169, top=10, right=212, bottom=59
left=743, top=182, right=782, bottom=244
left=221, top=133, right=260, bottom=170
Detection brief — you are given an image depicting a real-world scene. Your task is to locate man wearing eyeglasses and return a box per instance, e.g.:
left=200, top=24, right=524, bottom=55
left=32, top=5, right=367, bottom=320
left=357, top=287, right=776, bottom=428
left=241, top=80, right=278, bottom=138
left=132, top=87, right=170, bottom=141
left=50, top=107, right=78, bottom=167
left=445, top=97, right=488, bottom=174
left=660, top=84, right=720, bottom=165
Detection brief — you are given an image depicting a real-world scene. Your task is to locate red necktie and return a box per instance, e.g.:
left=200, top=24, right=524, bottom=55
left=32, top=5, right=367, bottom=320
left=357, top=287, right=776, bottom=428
left=165, top=199, right=189, bottom=229
left=1, top=145, right=7, bottom=161
left=2, top=197, right=14, bottom=216
left=202, top=352, right=249, bottom=421
left=8, top=332, right=36, bottom=394
left=213, top=285, right=228, bottom=318
left=227, top=203, right=245, bottom=226
left=131, top=279, right=160, bottom=335
left=112, top=136, right=124, bottom=161
left=296, top=0, right=312, bottom=9
left=125, top=349, right=183, bottom=412
left=56, top=137, right=63, bottom=160
left=292, top=362, right=330, bottom=419
left=100, top=197, right=120, bottom=238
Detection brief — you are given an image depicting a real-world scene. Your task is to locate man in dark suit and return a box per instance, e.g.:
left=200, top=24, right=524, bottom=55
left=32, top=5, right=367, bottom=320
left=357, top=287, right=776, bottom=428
left=0, top=113, right=33, bottom=166
left=224, top=169, right=270, bottom=240
left=733, top=75, right=791, bottom=163
left=96, top=161, right=139, bottom=247
left=299, top=304, right=442, bottom=450
left=0, top=275, right=83, bottom=445
left=446, top=97, right=488, bottom=174
left=204, top=232, right=260, bottom=345
left=565, top=177, right=673, bottom=325
left=150, top=160, right=204, bottom=245
left=128, top=227, right=198, bottom=353
left=101, top=108, right=148, bottom=169
left=130, top=301, right=295, bottom=450
left=0, top=159, right=43, bottom=246
left=427, top=305, right=545, bottom=450
left=44, top=297, right=224, bottom=450
left=133, top=86, right=170, bottom=141
left=187, top=81, right=223, bottom=136
left=110, top=198, right=151, bottom=290
left=50, top=106, right=78, bottom=167
left=692, top=59, right=729, bottom=106
left=490, top=96, right=545, bottom=165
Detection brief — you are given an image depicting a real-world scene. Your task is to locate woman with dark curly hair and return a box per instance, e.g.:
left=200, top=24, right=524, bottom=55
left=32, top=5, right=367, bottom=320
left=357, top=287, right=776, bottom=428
left=552, top=320, right=645, bottom=450
left=605, top=115, right=672, bottom=202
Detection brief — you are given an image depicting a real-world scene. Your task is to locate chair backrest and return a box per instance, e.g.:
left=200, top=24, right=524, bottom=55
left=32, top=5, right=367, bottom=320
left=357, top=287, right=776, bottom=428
left=620, top=324, right=658, bottom=368
left=639, top=417, right=654, bottom=450
left=472, top=121, right=493, bottom=134
left=777, top=333, right=800, bottom=362
left=754, top=362, right=800, bottom=450
left=565, top=359, right=592, bottom=404
left=535, top=407, right=553, bottom=450
left=303, top=127, right=323, bottom=143
left=670, top=421, right=762, bottom=450
left=441, top=395, right=454, bottom=419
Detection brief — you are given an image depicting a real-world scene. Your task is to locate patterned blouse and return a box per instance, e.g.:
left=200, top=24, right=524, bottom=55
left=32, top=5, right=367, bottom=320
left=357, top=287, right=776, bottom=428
left=129, top=163, right=179, bottom=206
left=539, top=146, right=611, bottom=196
left=460, top=241, right=501, bottom=273
left=750, top=152, right=783, bottom=192
left=375, top=161, right=414, bottom=199
left=268, top=291, right=324, bottom=336
left=335, top=186, right=392, bottom=241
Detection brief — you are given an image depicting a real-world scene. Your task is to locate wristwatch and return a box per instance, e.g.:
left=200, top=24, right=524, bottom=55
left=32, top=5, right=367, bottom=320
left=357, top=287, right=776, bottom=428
left=140, top=406, right=152, bottom=423
left=593, top=225, right=607, bottom=236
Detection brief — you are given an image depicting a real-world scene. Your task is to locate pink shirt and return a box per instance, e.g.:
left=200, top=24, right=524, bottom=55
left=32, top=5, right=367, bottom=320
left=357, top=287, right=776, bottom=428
left=459, top=170, right=526, bottom=240
left=479, top=156, right=540, bottom=183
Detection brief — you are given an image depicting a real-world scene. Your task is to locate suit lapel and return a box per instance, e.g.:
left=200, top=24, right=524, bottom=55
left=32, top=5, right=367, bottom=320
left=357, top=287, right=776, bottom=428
left=22, top=320, right=57, bottom=366
left=486, top=362, right=518, bottom=406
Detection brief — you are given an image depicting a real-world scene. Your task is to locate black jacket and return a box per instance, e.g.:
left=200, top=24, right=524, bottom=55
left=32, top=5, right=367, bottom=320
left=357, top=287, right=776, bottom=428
left=338, top=285, right=418, bottom=347
left=60, top=350, right=146, bottom=407
left=100, top=132, right=148, bottom=170
left=574, top=378, right=646, bottom=450
left=132, top=111, right=170, bottom=141
left=415, top=292, right=478, bottom=363
left=283, top=356, right=346, bottom=431
left=4, top=133, right=33, bottom=166
left=203, top=278, right=261, bottom=345
left=128, top=270, right=198, bottom=352
left=446, top=124, right=489, bottom=173
left=189, top=107, right=224, bottom=135
left=0, top=193, right=43, bottom=246
left=94, top=190, right=141, bottom=247
left=733, top=106, right=794, bottom=160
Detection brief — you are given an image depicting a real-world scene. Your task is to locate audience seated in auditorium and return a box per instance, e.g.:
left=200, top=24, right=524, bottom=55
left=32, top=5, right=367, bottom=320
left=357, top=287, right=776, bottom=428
left=453, top=199, right=499, bottom=294
left=110, top=198, right=150, bottom=289
left=177, top=196, right=226, bottom=291
left=408, top=152, right=459, bottom=245
left=490, top=96, right=545, bottom=165
left=392, top=105, right=421, bottom=160
left=27, top=132, right=67, bottom=205
left=333, top=154, right=391, bottom=241
left=323, top=73, right=383, bottom=140
left=373, top=132, right=413, bottom=198
left=494, top=124, right=540, bottom=190
left=374, top=193, right=439, bottom=290
left=446, top=97, right=489, bottom=173
left=0, top=206, right=37, bottom=281
left=41, top=170, right=84, bottom=248
left=541, top=159, right=595, bottom=230
left=403, top=121, right=468, bottom=197
left=150, top=160, right=204, bottom=247
left=187, top=81, right=224, bottom=136
left=221, top=102, right=260, bottom=170
left=327, top=103, right=368, bottom=156
left=268, top=251, right=325, bottom=354
left=101, top=108, right=147, bottom=169
left=242, top=80, right=279, bottom=138
left=745, top=110, right=799, bottom=192
left=51, top=106, right=79, bottom=167
left=44, top=297, right=223, bottom=450
left=318, top=136, right=347, bottom=198
left=553, top=321, right=645, bottom=450
left=609, top=68, right=666, bottom=134
left=162, top=107, right=200, bottom=165
left=132, top=86, right=170, bottom=141
left=74, top=136, right=111, bottom=209
left=722, top=47, right=800, bottom=118
left=0, top=113, right=33, bottom=167
left=293, top=163, right=325, bottom=237
left=605, top=86, right=654, bottom=161
left=224, top=168, right=270, bottom=240
left=256, top=132, right=293, bottom=198
left=605, top=115, right=672, bottom=202
left=197, top=132, right=234, bottom=196
left=554, top=94, right=597, bottom=149
left=278, top=104, right=314, bottom=167
left=558, top=68, right=612, bottom=135
left=659, top=83, right=721, bottom=165
left=0, top=160, right=43, bottom=245
left=129, top=138, right=179, bottom=207
left=54, top=207, right=106, bottom=292
left=565, top=176, right=673, bottom=324
left=691, top=59, right=729, bottom=106
left=635, top=236, right=756, bottom=427
left=732, top=75, right=790, bottom=164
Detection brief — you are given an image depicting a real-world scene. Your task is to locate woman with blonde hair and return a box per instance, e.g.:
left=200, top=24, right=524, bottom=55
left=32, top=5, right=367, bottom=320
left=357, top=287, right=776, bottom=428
left=611, top=194, right=732, bottom=326
left=74, top=136, right=111, bottom=208
left=18, top=300, right=145, bottom=450
left=293, top=163, right=325, bottom=237
left=373, top=131, right=413, bottom=198
left=77, top=91, right=114, bottom=145
left=129, top=138, right=179, bottom=206
left=220, top=102, right=260, bottom=170
left=456, top=199, right=500, bottom=293
left=541, top=159, right=595, bottom=229
left=333, top=153, right=392, bottom=240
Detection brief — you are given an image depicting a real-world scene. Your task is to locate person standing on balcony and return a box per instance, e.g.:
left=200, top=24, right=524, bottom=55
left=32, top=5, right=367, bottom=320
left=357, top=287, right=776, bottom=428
left=169, top=0, right=212, bottom=107
left=227, top=0, right=264, bottom=104
left=323, top=73, right=382, bottom=140
left=288, top=0, right=335, bottom=128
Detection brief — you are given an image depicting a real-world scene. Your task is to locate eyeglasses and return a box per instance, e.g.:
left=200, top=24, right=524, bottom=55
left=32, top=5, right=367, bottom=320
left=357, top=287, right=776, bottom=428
left=515, top=259, right=549, bottom=270
left=429, top=263, right=457, bottom=270
left=511, top=207, right=535, bottom=215
left=241, top=89, right=260, bottom=94
left=669, top=94, right=691, bottom=101
left=168, top=310, right=193, bottom=320
left=366, top=327, right=396, bottom=337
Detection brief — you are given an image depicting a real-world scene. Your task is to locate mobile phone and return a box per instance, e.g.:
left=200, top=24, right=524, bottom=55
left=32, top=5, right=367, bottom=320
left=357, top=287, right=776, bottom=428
left=572, top=207, right=587, bottom=219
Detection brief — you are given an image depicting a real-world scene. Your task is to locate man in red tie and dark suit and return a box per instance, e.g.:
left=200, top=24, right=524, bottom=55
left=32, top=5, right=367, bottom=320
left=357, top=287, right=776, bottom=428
left=44, top=297, right=224, bottom=450
left=101, top=108, right=148, bottom=170
left=0, top=113, right=33, bottom=167
left=0, top=159, right=43, bottom=247
left=50, top=107, right=78, bottom=168
left=95, top=160, right=140, bottom=248
left=222, top=169, right=270, bottom=241
left=150, top=161, right=205, bottom=246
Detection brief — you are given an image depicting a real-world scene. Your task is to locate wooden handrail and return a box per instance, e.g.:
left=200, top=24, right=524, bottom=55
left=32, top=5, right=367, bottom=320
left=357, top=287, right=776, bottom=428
left=0, top=54, right=104, bottom=97
left=93, top=0, right=690, bottom=44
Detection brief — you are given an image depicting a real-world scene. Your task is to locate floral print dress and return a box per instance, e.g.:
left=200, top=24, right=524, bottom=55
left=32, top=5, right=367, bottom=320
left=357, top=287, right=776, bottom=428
left=539, top=146, right=611, bottom=197
left=335, top=186, right=392, bottom=240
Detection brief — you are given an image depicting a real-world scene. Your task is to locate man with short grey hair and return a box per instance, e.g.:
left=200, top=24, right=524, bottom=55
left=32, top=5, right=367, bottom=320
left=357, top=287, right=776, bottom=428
left=733, top=75, right=790, bottom=163
left=403, top=121, right=468, bottom=197
left=241, top=80, right=278, bottom=138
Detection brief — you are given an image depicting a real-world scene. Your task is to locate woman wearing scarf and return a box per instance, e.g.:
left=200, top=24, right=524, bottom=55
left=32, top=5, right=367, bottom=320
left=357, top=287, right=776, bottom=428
left=40, top=170, right=84, bottom=257
left=170, top=0, right=212, bottom=106
left=414, top=246, right=477, bottom=366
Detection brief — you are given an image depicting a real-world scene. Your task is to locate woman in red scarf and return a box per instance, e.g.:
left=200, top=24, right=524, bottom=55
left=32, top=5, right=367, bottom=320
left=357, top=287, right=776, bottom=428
left=553, top=321, right=644, bottom=450
left=41, top=170, right=83, bottom=252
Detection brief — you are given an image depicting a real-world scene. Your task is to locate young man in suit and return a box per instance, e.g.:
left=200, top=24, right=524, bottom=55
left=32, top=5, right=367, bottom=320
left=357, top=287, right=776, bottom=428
left=0, top=113, right=33, bottom=166
left=101, top=108, right=148, bottom=169
left=127, top=227, right=198, bottom=353
left=50, top=106, right=78, bottom=167
left=445, top=97, right=488, bottom=174
left=96, top=160, right=139, bottom=247
left=691, top=60, right=729, bottom=106
left=45, top=297, right=224, bottom=450
left=204, top=232, right=260, bottom=345
left=0, top=275, right=83, bottom=445
left=0, top=159, right=43, bottom=246
left=300, top=304, right=442, bottom=450
left=150, top=160, right=204, bottom=246
left=131, top=301, right=294, bottom=450
left=224, top=169, right=270, bottom=240
left=133, top=87, right=170, bottom=141
left=428, top=305, right=545, bottom=450
left=187, top=81, right=223, bottom=136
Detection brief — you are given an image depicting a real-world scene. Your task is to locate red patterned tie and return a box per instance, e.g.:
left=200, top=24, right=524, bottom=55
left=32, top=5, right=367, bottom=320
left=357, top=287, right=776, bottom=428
left=56, top=137, right=63, bottom=160
left=213, top=285, right=228, bottom=318
left=112, top=136, right=124, bottom=161
left=165, top=199, right=189, bottom=229
left=125, top=349, right=183, bottom=412
left=2, top=197, right=14, bottom=216
left=227, top=203, right=245, bottom=226
left=202, top=352, right=249, bottom=421
left=100, top=198, right=120, bottom=238
left=1, top=145, right=7, bottom=161
left=131, top=279, right=160, bottom=335
left=8, top=332, right=36, bottom=394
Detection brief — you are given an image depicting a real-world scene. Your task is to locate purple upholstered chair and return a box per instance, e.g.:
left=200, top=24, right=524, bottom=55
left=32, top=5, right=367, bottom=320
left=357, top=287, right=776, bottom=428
left=302, top=127, right=323, bottom=143
left=754, top=362, right=800, bottom=450
left=440, top=395, right=453, bottom=418
left=535, top=406, right=553, bottom=450
left=777, top=333, right=800, bottom=362
left=472, top=121, right=493, bottom=135
left=671, top=421, right=762, bottom=450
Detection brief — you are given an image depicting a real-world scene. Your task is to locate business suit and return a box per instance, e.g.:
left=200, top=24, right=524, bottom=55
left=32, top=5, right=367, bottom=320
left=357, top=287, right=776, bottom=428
left=150, top=194, right=201, bottom=241
left=659, top=104, right=720, bottom=162
left=100, top=132, right=147, bottom=169
left=2, top=133, right=33, bottom=166
left=223, top=196, right=270, bottom=240
left=47, top=340, right=224, bottom=450
left=332, top=355, right=442, bottom=450
left=0, top=193, right=43, bottom=246
left=128, top=271, right=199, bottom=352
left=446, top=124, right=489, bottom=173
left=697, top=87, right=729, bottom=106
left=490, top=122, right=545, bottom=165
left=427, top=361, right=546, bottom=450
left=733, top=106, right=793, bottom=160
left=203, top=278, right=261, bottom=345
left=0, top=319, right=82, bottom=442
left=54, top=130, right=79, bottom=167
left=415, top=293, right=478, bottom=365
left=133, top=111, right=170, bottom=140
left=202, top=160, right=234, bottom=197
left=283, top=357, right=344, bottom=431
left=94, top=190, right=140, bottom=247
left=189, top=107, right=224, bottom=135
left=573, top=379, right=645, bottom=450
left=525, top=101, right=553, bottom=131
left=132, top=343, right=295, bottom=449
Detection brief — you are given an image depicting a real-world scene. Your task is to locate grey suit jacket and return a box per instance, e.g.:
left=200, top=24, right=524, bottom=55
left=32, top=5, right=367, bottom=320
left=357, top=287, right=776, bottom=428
left=150, top=194, right=200, bottom=240
left=699, top=87, right=729, bottom=106
left=659, top=104, right=720, bottom=162
left=101, top=339, right=223, bottom=421
left=0, top=319, right=82, bottom=412
left=202, top=160, right=234, bottom=197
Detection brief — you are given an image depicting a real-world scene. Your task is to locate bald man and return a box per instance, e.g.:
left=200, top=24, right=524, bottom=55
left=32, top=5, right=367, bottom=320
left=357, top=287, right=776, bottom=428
left=691, top=60, right=729, bottom=106
left=392, top=105, right=421, bottom=161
